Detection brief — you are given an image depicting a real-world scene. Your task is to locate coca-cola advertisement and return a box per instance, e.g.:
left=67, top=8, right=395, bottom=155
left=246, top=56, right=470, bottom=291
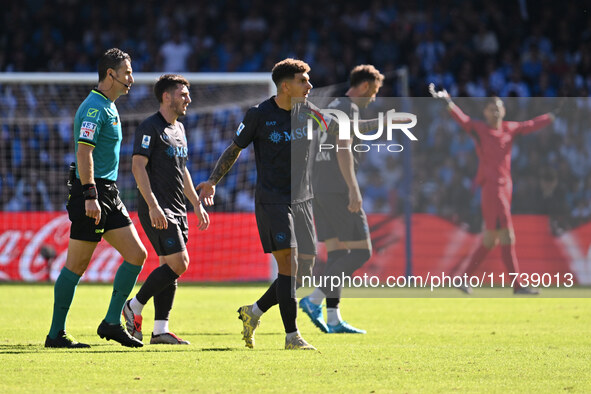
left=0, top=212, right=272, bottom=282
left=1, top=212, right=589, bottom=284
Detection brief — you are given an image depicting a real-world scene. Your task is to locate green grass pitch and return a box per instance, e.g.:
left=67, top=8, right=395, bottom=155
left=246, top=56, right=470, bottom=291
left=1, top=283, right=590, bottom=392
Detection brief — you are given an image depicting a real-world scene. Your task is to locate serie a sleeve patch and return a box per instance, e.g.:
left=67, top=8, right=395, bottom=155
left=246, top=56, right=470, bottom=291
left=141, top=134, right=151, bottom=148
left=236, top=122, right=245, bottom=136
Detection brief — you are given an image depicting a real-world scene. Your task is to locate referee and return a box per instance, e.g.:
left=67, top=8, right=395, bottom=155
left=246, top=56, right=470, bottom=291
left=123, top=74, right=209, bottom=345
left=45, top=48, right=146, bottom=348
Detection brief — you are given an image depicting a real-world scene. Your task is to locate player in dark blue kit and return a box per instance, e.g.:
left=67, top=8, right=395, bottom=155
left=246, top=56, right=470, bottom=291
left=123, top=74, right=210, bottom=345
left=197, top=59, right=318, bottom=350
left=301, top=65, right=384, bottom=334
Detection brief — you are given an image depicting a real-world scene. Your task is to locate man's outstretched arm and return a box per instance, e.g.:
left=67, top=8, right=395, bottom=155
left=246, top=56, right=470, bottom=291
left=183, top=167, right=209, bottom=230
left=513, top=114, right=554, bottom=135
left=429, top=83, right=473, bottom=131
left=195, top=142, right=243, bottom=206
left=428, top=83, right=454, bottom=106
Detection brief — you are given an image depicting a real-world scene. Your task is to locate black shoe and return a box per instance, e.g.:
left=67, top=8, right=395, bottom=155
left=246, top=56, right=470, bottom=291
left=45, top=330, right=90, bottom=348
left=97, top=320, right=143, bottom=348
left=514, top=286, right=540, bottom=295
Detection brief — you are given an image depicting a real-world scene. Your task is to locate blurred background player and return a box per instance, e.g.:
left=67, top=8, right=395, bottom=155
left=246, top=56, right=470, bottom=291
left=197, top=59, right=317, bottom=350
left=45, top=48, right=146, bottom=348
left=300, top=65, right=384, bottom=334
left=429, top=83, right=555, bottom=294
left=123, top=74, right=210, bottom=345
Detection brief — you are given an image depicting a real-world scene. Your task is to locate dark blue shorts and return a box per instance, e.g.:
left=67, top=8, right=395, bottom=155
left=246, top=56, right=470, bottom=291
left=254, top=200, right=317, bottom=255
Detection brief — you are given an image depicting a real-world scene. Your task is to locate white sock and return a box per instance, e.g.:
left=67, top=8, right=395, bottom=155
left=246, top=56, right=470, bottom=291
left=153, top=320, right=169, bottom=335
left=285, top=330, right=300, bottom=341
left=327, top=307, right=342, bottom=326
left=307, top=288, right=325, bottom=305
left=251, top=303, right=264, bottom=318
left=129, top=297, right=144, bottom=316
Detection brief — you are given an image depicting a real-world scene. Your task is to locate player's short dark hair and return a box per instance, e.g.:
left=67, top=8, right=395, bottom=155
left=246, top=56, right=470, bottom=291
left=154, top=74, right=190, bottom=103
left=271, top=58, right=311, bottom=86
left=97, top=48, right=131, bottom=82
left=349, top=64, right=385, bottom=87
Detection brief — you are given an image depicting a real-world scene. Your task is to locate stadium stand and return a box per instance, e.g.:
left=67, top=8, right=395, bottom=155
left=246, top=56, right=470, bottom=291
left=0, top=0, right=589, bottom=232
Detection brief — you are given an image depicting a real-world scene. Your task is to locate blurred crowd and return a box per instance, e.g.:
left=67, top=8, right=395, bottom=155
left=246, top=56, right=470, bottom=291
left=3, top=0, right=591, bottom=95
left=1, top=0, right=591, bottom=232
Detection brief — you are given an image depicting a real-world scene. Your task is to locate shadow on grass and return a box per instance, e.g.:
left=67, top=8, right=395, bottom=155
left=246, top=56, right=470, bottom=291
left=188, top=332, right=277, bottom=336
left=0, top=343, right=242, bottom=354
left=0, top=344, right=45, bottom=354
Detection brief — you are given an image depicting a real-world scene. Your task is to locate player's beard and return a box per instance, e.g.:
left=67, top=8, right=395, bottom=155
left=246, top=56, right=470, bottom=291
left=173, top=100, right=188, bottom=117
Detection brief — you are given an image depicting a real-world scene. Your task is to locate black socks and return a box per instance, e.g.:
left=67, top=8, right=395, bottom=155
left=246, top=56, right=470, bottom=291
left=136, top=264, right=179, bottom=305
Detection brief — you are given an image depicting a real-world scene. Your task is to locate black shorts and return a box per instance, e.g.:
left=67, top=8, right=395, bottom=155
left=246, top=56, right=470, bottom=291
left=313, top=192, right=370, bottom=242
left=255, top=200, right=317, bottom=255
left=139, top=212, right=189, bottom=256
left=67, top=178, right=132, bottom=242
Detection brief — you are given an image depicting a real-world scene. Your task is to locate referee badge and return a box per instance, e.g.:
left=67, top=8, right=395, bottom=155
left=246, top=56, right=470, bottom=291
left=80, top=121, right=97, bottom=139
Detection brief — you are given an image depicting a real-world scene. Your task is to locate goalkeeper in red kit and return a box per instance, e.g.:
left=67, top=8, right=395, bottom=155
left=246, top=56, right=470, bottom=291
left=429, top=84, right=556, bottom=294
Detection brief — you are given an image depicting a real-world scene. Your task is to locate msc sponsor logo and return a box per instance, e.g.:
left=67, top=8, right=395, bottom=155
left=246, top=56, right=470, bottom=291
left=267, top=128, right=309, bottom=144
left=166, top=146, right=188, bottom=158
left=268, top=131, right=282, bottom=144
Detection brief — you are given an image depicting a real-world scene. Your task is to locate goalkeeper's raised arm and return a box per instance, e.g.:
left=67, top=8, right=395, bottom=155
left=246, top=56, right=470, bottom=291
left=428, top=83, right=454, bottom=107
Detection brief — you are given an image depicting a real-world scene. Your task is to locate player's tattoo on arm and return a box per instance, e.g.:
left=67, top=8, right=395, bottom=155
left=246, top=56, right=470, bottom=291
left=208, top=143, right=242, bottom=185
left=326, top=120, right=339, bottom=136
left=326, top=118, right=380, bottom=135
left=355, top=119, right=382, bottom=134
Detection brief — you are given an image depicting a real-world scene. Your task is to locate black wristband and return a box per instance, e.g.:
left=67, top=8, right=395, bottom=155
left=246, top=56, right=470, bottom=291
left=82, top=183, right=97, bottom=200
